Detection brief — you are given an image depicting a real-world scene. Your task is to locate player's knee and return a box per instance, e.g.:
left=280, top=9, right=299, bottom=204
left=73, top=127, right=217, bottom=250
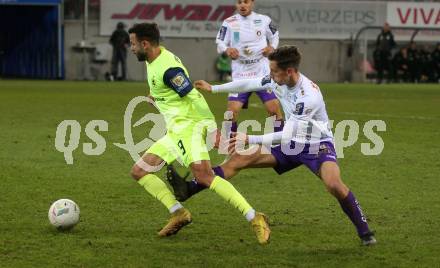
left=130, top=164, right=149, bottom=181
left=266, top=107, right=279, bottom=116
left=192, top=167, right=214, bottom=187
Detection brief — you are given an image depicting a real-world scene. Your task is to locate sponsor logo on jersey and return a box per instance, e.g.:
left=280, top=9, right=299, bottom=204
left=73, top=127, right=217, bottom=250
left=295, top=102, right=304, bottom=115
left=233, top=31, right=240, bottom=43
left=269, top=21, right=278, bottom=34
left=253, top=19, right=262, bottom=26
left=218, top=26, right=227, bottom=41
left=239, top=59, right=260, bottom=64
left=261, top=75, right=272, bottom=86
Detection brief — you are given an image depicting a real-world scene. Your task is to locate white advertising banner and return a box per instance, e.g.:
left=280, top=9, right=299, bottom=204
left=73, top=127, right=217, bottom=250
left=387, top=2, right=440, bottom=29
left=100, top=1, right=438, bottom=40
left=100, top=0, right=235, bottom=38
left=256, top=1, right=385, bottom=40
left=100, top=0, right=386, bottom=39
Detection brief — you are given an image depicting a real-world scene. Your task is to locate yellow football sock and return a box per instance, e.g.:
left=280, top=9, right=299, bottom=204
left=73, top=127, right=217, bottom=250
left=209, top=176, right=253, bottom=216
left=138, top=174, right=180, bottom=211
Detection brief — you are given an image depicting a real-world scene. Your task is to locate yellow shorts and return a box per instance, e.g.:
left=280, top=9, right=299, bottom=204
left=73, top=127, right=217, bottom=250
left=146, top=119, right=217, bottom=167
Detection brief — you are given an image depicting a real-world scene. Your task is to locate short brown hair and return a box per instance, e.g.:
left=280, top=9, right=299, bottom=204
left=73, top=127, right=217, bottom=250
left=268, top=45, right=301, bottom=70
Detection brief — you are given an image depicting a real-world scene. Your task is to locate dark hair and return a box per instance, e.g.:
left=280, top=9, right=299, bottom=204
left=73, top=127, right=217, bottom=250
left=128, top=23, right=160, bottom=46
left=117, top=22, right=125, bottom=29
left=268, top=45, right=301, bottom=70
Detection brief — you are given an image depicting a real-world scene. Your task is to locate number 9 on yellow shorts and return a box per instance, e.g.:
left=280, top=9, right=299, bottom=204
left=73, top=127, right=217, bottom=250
left=146, top=119, right=216, bottom=167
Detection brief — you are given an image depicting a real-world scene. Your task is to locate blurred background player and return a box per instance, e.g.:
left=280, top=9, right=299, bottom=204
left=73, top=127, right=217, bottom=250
left=215, top=52, right=232, bottom=82
left=109, top=22, right=130, bottom=81
left=216, top=0, right=283, bottom=134
left=127, top=23, right=270, bottom=244
left=169, top=46, right=377, bottom=246
left=375, top=23, right=395, bottom=84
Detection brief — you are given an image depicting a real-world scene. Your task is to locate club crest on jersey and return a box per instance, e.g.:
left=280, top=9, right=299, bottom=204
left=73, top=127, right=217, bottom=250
left=256, top=30, right=262, bottom=36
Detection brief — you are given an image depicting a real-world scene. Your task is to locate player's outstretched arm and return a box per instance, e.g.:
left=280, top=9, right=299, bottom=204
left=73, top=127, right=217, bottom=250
left=247, top=119, right=299, bottom=145
left=196, top=77, right=270, bottom=94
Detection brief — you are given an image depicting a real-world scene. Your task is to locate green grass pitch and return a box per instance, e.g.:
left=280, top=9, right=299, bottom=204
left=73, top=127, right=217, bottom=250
left=1, top=80, right=439, bottom=267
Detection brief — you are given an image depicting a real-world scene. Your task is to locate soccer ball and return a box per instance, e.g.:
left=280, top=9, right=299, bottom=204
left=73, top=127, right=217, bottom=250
left=48, top=199, right=80, bottom=230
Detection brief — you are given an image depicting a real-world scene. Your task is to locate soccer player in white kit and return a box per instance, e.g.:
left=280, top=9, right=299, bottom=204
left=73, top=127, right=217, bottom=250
left=169, top=46, right=377, bottom=246
left=216, top=0, right=283, bottom=133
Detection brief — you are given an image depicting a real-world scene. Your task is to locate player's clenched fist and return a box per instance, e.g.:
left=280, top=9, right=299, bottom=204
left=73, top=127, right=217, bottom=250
left=194, top=80, right=212, bottom=92
left=262, top=46, right=275, bottom=57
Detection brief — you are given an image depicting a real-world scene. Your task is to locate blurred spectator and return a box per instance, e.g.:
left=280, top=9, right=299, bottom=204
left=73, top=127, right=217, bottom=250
left=419, top=46, right=433, bottom=82
left=392, top=47, right=409, bottom=82
left=432, top=43, right=440, bottom=82
left=375, top=23, right=396, bottom=84
left=407, top=42, right=420, bottom=83
left=109, top=22, right=130, bottom=81
left=215, top=52, right=232, bottom=81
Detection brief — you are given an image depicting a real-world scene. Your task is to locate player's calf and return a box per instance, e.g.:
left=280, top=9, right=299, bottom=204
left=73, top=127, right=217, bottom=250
left=320, top=162, right=375, bottom=245
left=190, top=162, right=215, bottom=187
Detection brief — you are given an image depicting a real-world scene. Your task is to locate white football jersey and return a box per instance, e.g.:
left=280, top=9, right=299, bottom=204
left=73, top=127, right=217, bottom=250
left=212, top=73, right=334, bottom=144
left=268, top=74, right=333, bottom=144
left=216, top=12, right=279, bottom=80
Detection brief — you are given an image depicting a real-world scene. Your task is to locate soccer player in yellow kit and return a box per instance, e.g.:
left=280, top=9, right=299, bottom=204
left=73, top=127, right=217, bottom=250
left=127, top=23, right=270, bottom=244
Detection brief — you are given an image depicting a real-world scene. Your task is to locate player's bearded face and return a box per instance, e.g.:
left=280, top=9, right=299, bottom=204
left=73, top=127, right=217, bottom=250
left=129, top=34, right=148, bottom=61
left=134, top=47, right=147, bottom=61
left=236, top=0, right=253, bottom=16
